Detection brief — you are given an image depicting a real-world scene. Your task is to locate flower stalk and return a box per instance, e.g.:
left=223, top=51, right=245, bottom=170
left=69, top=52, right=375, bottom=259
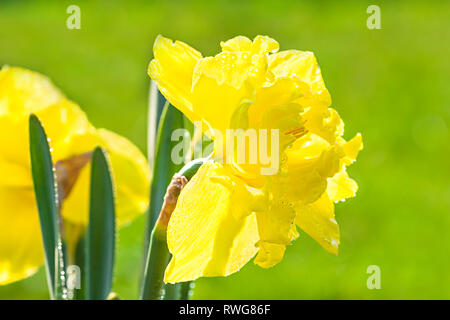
left=140, top=174, right=188, bottom=300
left=180, top=281, right=194, bottom=300
left=140, top=158, right=207, bottom=300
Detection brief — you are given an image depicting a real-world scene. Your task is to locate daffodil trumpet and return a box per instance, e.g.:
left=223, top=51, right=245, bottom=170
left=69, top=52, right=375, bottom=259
left=148, top=35, right=363, bottom=283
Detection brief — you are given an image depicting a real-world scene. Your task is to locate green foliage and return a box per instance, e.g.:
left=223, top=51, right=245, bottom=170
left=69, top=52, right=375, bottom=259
left=140, top=226, right=171, bottom=300
left=85, top=147, right=116, bottom=300
left=29, top=115, right=66, bottom=300
left=144, top=102, right=185, bottom=247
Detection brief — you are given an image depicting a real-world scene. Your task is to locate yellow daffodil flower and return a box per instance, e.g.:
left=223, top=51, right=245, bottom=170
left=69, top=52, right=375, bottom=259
left=149, top=35, right=363, bottom=283
left=0, top=66, right=150, bottom=285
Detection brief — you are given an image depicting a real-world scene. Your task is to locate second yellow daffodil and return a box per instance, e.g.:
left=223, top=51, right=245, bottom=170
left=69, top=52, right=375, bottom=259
left=0, top=66, right=150, bottom=285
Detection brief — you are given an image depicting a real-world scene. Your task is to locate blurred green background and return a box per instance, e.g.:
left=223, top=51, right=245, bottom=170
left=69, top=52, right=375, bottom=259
left=0, top=0, right=449, bottom=299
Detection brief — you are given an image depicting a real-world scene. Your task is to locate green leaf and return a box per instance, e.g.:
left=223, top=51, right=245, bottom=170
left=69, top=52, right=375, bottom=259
left=72, top=231, right=86, bottom=300
left=146, top=102, right=186, bottom=237
left=147, top=80, right=169, bottom=170
left=85, top=147, right=116, bottom=300
left=54, top=239, right=68, bottom=300
left=29, top=114, right=66, bottom=300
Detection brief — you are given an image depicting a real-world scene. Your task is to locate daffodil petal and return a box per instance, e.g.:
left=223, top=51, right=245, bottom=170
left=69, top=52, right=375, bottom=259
left=254, top=202, right=296, bottom=268
left=59, top=161, right=90, bottom=225
left=97, top=129, right=150, bottom=225
left=294, top=192, right=339, bottom=255
left=220, top=36, right=252, bottom=52
left=0, top=66, right=63, bottom=118
left=251, top=35, right=280, bottom=55
left=268, top=50, right=331, bottom=107
left=0, top=67, right=87, bottom=169
left=274, top=133, right=344, bottom=203
left=327, top=169, right=358, bottom=203
left=148, top=35, right=202, bottom=124
left=248, top=77, right=308, bottom=128
left=303, top=107, right=344, bottom=144
left=191, top=51, right=267, bottom=131
left=0, top=99, right=91, bottom=187
left=0, top=187, right=43, bottom=285
left=342, top=133, right=363, bottom=166
left=0, top=116, right=37, bottom=169
left=256, top=202, right=296, bottom=245
left=0, top=159, right=31, bottom=187
left=36, top=99, right=91, bottom=159
left=61, top=129, right=150, bottom=226
left=220, top=35, right=279, bottom=55
left=254, top=242, right=286, bottom=268
left=165, top=162, right=260, bottom=283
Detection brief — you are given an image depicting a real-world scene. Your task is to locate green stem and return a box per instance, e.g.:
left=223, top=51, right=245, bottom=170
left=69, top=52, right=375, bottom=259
left=162, top=264, right=181, bottom=300
left=139, top=159, right=206, bottom=300
left=180, top=281, right=193, bottom=300
left=140, top=224, right=171, bottom=300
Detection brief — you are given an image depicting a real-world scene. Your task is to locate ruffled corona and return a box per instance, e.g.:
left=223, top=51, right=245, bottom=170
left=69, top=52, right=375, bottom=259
left=148, top=35, right=363, bottom=283
left=0, top=66, right=150, bottom=285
